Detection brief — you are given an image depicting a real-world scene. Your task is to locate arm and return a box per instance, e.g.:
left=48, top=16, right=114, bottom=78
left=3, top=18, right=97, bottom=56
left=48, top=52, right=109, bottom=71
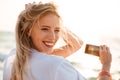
left=52, top=28, right=83, bottom=58
left=97, top=45, right=112, bottom=80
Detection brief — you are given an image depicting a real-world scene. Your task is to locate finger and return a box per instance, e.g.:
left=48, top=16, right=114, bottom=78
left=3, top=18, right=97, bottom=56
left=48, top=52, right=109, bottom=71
left=103, top=45, right=109, bottom=53
left=106, top=46, right=112, bottom=58
left=25, top=4, right=28, bottom=9
left=102, top=45, right=105, bottom=52
left=106, top=46, right=110, bottom=53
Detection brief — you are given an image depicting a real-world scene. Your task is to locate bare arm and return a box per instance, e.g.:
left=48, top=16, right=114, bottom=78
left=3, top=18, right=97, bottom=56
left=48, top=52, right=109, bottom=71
left=97, top=45, right=112, bottom=80
left=52, top=28, right=83, bottom=58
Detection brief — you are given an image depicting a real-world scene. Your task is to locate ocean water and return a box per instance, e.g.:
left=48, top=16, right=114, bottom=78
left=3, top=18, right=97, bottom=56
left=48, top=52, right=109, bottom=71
left=0, top=31, right=120, bottom=80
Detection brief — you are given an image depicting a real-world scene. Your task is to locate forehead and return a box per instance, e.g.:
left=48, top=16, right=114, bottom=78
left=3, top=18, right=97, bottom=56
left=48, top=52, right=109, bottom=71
left=37, top=14, right=61, bottom=27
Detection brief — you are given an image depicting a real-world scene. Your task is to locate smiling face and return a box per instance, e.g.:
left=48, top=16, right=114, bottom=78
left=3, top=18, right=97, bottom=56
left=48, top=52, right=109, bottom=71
left=30, top=14, right=61, bottom=54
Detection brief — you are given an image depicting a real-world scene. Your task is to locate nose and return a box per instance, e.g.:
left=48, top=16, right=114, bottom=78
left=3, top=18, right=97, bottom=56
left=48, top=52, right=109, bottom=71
left=48, top=31, right=56, bottom=41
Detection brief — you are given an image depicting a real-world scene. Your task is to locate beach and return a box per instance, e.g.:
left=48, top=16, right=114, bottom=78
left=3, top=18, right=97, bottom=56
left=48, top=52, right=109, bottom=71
left=0, top=31, right=120, bottom=80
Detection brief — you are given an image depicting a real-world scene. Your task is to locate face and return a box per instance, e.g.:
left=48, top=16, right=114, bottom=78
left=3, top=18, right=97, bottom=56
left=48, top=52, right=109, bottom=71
left=30, top=14, right=61, bottom=54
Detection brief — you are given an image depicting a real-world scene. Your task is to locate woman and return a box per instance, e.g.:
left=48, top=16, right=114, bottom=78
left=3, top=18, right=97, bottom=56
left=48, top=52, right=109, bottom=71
left=3, top=2, right=112, bottom=80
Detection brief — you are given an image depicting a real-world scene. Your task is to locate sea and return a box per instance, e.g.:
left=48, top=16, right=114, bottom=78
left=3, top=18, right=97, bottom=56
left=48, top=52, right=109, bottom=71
left=0, top=31, right=120, bottom=80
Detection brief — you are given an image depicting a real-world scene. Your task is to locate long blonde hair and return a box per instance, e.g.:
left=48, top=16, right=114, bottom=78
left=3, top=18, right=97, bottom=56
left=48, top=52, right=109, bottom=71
left=11, top=2, right=60, bottom=80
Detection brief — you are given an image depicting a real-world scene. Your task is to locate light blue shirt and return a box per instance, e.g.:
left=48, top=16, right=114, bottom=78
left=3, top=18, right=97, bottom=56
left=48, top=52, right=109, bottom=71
left=3, top=49, right=86, bottom=80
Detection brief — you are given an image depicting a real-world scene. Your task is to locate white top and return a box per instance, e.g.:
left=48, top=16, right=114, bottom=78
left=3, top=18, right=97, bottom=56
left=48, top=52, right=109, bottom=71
left=3, top=49, right=86, bottom=80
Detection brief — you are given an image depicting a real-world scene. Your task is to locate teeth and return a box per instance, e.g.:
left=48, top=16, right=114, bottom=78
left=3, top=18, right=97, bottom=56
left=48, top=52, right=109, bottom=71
left=44, top=42, right=54, bottom=46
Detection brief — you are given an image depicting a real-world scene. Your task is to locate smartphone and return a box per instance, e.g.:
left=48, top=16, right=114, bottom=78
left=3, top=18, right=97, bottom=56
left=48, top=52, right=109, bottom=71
left=84, top=44, right=99, bottom=56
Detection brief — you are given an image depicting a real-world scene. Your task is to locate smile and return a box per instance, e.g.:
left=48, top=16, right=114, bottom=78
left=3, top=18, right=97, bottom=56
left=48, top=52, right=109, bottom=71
left=43, top=41, right=54, bottom=48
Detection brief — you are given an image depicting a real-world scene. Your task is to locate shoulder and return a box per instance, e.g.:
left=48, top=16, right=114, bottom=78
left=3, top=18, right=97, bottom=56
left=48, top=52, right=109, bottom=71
left=31, top=49, right=65, bottom=67
left=31, top=49, right=78, bottom=70
left=3, top=48, right=16, bottom=73
left=28, top=49, right=86, bottom=80
left=6, top=48, right=16, bottom=58
left=4, top=48, right=16, bottom=63
left=3, top=48, right=16, bottom=69
left=54, top=58, right=86, bottom=80
left=29, top=50, right=67, bottom=79
left=3, top=48, right=16, bottom=80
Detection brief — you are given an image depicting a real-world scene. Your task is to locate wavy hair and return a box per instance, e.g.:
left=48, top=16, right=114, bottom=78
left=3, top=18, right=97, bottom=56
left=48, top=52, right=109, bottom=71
left=10, top=2, right=60, bottom=80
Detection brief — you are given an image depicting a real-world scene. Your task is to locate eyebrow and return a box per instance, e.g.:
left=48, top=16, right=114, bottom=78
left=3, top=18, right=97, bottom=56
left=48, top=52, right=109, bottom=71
left=40, top=25, right=60, bottom=29
left=40, top=25, right=50, bottom=28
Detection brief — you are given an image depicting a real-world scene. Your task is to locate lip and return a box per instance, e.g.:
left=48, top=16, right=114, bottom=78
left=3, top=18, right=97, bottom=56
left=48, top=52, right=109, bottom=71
left=43, top=41, right=54, bottom=48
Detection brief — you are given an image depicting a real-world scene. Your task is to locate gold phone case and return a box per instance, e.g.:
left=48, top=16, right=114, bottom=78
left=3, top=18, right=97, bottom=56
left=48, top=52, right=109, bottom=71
left=85, top=44, right=99, bottom=56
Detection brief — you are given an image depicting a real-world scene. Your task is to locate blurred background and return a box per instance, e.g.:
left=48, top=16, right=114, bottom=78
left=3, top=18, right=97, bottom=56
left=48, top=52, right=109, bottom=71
left=0, top=0, right=120, bottom=80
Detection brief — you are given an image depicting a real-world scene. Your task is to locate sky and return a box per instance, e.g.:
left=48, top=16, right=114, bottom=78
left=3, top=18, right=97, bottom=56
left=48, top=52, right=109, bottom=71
left=0, top=0, right=120, bottom=37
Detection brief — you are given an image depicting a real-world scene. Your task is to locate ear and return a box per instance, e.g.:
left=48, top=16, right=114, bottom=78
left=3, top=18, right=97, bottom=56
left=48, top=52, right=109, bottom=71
left=28, top=28, right=32, bottom=37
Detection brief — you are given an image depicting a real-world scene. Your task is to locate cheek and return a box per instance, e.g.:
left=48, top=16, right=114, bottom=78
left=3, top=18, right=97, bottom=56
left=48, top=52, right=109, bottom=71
left=31, top=35, right=40, bottom=45
left=31, top=30, right=45, bottom=42
left=31, top=35, right=43, bottom=50
left=30, top=32, right=42, bottom=44
left=55, top=34, right=60, bottom=42
left=32, top=34, right=45, bottom=42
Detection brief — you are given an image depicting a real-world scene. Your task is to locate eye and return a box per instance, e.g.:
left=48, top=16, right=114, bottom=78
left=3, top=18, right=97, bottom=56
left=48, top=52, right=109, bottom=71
left=55, top=29, right=60, bottom=33
left=41, top=28, right=49, bottom=31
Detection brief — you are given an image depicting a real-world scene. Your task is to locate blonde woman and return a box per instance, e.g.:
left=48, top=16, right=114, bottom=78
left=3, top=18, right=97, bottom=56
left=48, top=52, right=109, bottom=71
left=3, top=2, right=112, bottom=80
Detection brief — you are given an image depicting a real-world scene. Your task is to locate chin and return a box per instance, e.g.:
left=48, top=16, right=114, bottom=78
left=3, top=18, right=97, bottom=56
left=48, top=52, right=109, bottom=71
left=43, top=49, right=53, bottom=54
